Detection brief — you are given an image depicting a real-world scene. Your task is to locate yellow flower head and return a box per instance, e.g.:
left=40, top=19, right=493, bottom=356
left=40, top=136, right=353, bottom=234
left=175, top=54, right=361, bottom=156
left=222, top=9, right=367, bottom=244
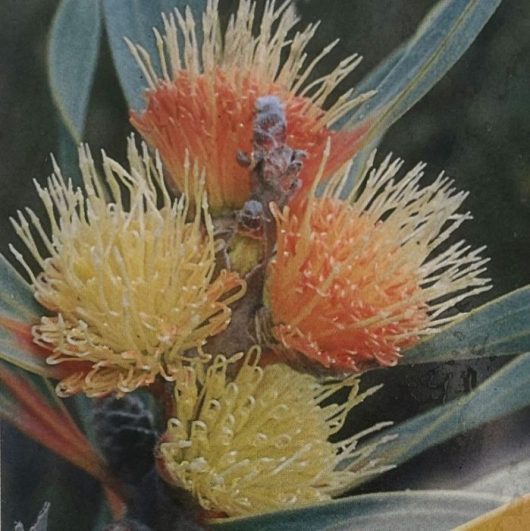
left=10, top=139, right=245, bottom=397
left=128, top=0, right=370, bottom=213
left=158, top=348, right=390, bottom=517
left=266, top=150, right=491, bottom=372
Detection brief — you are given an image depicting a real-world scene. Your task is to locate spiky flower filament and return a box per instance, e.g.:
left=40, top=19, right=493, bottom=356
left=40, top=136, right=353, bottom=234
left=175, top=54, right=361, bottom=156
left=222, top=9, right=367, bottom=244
left=266, top=152, right=491, bottom=371
left=9, top=139, right=245, bottom=397
left=158, top=348, right=392, bottom=517
left=129, top=0, right=371, bottom=213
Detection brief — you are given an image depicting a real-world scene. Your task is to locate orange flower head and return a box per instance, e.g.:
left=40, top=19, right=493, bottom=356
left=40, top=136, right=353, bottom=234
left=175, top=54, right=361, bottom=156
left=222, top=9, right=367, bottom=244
left=128, top=0, right=371, bottom=214
left=266, top=149, right=491, bottom=372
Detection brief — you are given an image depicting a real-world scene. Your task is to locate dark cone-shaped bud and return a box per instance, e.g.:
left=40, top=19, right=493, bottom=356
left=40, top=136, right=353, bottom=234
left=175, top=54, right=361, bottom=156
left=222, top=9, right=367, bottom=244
left=93, top=394, right=158, bottom=484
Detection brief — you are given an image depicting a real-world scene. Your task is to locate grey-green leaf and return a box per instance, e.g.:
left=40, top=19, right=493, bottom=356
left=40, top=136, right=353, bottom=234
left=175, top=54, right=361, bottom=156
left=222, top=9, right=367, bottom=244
left=403, top=285, right=530, bottom=365
left=349, top=0, right=502, bottom=134
left=211, top=491, right=506, bottom=531
left=48, top=0, right=102, bottom=142
left=0, top=254, right=50, bottom=376
left=465, top=459, right=530, bottom=499
left=103, top=0, right=206, bottom=110
left=345, top=352, right=530, bottom=490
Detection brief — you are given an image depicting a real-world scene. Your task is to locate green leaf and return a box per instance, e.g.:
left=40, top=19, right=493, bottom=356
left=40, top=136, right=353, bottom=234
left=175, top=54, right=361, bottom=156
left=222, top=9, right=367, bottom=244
left=343, top=0, right=501, bottom=186
left=453, top=494, right=530, bottom=531
left=211, top=491, right=506, bottom=531
left=0, top=362, right=117, bottom=493
left=48, top=0, right=102, bottom=142
left=0, top=253, right=40, bottom=322
left=0, top=254, right=51, bottom=376
left=344, top=352, right=530, bottom=490
left=403, top=285, right=530, bottom=365
left=465, top=459, right=530, bottom=499
left=57, top=118, right=83, bottom=187
left=103, top=0, right=207, bottom=110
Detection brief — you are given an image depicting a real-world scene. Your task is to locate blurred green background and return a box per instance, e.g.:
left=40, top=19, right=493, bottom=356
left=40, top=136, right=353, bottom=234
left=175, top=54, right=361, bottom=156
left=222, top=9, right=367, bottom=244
left=1, top=0, right=529, bottom=528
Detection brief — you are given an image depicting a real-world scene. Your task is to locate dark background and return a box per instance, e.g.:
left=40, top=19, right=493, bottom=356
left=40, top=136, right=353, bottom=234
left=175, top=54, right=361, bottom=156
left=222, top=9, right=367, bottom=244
left=1, top=0, right=529, bottom=528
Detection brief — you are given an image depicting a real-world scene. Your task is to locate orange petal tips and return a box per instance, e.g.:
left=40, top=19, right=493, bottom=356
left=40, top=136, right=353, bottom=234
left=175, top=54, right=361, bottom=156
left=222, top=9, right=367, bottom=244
left=129, top=0, right=371, bottom=214
left=266, top=151, right=491, bottom=373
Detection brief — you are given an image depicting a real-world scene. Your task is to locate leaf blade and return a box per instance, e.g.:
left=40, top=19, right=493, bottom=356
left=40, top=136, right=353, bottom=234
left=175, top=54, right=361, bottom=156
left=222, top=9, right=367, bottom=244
left=349, top=0, right=502, bottom=138
left=403, top=286, right=530, bottom=365
left=345, top=352, right=530, bottom=490
left=0, top=254, right=52, bottom=375
left=103, top=0, right=207, bottom=110
left=0, top=362, right=126, bottom=519
left=342, top=0, right=502, bottom=190
left=48, top=0, right=102, bottom=142
left=465, top=459, right=530, bottom=499
left=455, top=494, right=530, bottom=531
left=211, top=491, right=506, bottom=531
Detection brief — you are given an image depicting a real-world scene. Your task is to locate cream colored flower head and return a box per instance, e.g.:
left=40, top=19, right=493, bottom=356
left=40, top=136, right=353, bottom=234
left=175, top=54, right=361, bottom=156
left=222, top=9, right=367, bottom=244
left=158, top=348, right=392, bottom=517
left=10, top=138, right=245, bottom=397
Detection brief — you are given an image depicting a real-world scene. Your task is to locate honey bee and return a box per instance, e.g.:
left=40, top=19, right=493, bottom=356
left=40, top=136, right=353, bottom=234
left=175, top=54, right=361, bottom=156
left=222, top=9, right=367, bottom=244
left=236, top=96, right=306, bottom=239
left=235, top=199, right=265, bottom=240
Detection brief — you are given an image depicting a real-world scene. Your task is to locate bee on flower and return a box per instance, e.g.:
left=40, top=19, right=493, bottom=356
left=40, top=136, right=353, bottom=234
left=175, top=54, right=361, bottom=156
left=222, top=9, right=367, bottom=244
left=124, top=0, right=491, bottom=376
left=128, top=0, right=372, bottom=214
left=0, top=0, right=506, bottom=528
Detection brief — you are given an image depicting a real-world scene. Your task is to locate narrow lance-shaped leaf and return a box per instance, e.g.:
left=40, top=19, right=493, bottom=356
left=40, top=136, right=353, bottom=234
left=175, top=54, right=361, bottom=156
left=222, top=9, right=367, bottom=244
left=348, top=0, right=502, bottom=133
left=342, top=352, right=530, bottom=491
left=465, top=458, right=530, bottom=499
left=211, top=491, right=507, bottom=531
left=342, top=0, right=501, bottom=185
left=0, top=254, right=53, bottom=376
left=0, top=362, right=125, bottom=519
left=103, top=0, right=207, bottom=110
left=402, top=285, right=530, bottom=365
left=48, top=0, right=102, bottom=142
left=454, top=495, right=530, bottom=531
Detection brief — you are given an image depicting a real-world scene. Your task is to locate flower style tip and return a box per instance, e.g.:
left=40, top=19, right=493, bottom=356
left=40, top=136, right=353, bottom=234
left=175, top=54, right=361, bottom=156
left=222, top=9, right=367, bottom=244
left=157, top=347, right=390, bottom=517
left=128, top=0, right=370, bottom=214
left=266, top=152, right=491, bottom=372
left=9, top=138, right=245, bottom=397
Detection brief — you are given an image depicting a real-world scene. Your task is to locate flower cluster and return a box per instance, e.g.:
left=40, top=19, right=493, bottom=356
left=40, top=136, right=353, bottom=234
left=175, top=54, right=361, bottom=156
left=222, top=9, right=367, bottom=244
left=6, top=0, right=492, bottom=521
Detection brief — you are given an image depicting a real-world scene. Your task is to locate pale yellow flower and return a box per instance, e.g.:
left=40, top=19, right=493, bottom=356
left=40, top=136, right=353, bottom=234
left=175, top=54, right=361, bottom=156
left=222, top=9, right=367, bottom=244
left=158, top=348, right=391, bottom=517
left=10, top=139, right=245, bottom=397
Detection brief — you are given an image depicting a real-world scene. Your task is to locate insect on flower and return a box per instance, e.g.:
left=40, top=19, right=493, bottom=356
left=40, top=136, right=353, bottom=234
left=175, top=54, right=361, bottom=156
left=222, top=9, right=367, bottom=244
left=228, top=96, right=307, bottom=277
left=235, top=199, right=266, bottom=240
left=265, top=150, right=492, bottom=373
left=238, top=95, right=307, bottom=209
left=128, top=0, right=371, bottom=214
